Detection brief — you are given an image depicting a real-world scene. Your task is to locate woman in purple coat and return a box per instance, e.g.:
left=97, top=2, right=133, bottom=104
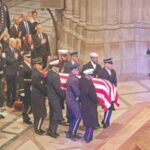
left=79, top=68, right=98, bottom=143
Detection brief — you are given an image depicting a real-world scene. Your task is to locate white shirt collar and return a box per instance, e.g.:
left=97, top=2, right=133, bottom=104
left=91, top=61, right=96, bottom=69
left=105, top=67, right=111, bottom=76
left=24, top=60, right=31, bottom=68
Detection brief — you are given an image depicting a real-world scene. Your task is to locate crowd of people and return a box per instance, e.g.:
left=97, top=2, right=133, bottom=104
left=0, top=10, right=117, bottom=143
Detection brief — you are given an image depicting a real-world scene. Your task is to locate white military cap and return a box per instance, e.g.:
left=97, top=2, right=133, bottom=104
left=49, top=59, right=60, bottom=66
left=90, top=52, right=98, bottom=57
left=58, top=49, right=68, bottom=55
left=83, top=68, right=94, bottom=75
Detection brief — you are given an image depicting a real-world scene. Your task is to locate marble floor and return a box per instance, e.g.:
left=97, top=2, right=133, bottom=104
left=0, top=0, right=150, bottom=150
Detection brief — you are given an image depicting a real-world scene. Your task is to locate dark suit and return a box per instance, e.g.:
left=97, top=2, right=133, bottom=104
left=31, top=68, right=47, bottom=130
left=66, top=73, right=81, bottom=136
left=22, top=42, right=35, bottom=58
left=81, top=61, right=102, bottom=78
left=18, top=62, right=32, bottom=122
left=10, top=25, right=20, bottom=38
left=0, top=57, right=5, bottom=108
left=46, top=70, right=65, bottom=134
left=5, top=47, right=19, bottom=105
left=33, top=33, right=50, bottom=68
left=64, top=61, right=79, bottom=73
left=19, top=21, right=32, bottom=40
left=99, top=68, right=117, bottom=86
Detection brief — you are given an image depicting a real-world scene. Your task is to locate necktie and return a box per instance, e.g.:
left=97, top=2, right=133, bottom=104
left=25, top=22, right=29, bottom=33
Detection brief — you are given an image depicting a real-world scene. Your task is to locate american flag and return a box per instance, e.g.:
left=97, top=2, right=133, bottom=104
left=59, top=73, right=120, bottom=112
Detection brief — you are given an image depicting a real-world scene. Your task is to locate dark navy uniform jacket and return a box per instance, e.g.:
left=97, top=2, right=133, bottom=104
left=98, top=67, right=117, bottom=86
left=66, top=73, right=81, bottom=118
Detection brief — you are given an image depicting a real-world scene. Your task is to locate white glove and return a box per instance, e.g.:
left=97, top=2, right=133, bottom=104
left=20, top=93, right=25, bottom=97
left=76, top=97, right=79, bottom=101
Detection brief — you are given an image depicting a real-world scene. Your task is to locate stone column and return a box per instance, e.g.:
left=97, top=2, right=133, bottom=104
left=105, top=0, right=119, bottom=25
left=73, top=0, right=80, bottom=19
left=87, top=0, right=104, bottom=25
left=65, top=0, right=73, bottom=15
left=79, top=0, right=86, bottom=23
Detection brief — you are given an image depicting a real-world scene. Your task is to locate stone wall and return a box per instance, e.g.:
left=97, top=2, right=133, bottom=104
left=59, top=0, right=150, bottom=74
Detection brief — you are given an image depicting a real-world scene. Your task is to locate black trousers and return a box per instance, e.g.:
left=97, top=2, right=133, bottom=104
left=42, top=55, right=48, bottom=69
left=22, top=83, right=31, bottom=121
left=6, top=75, right=17, bottom=105
left=48, top=104, right=59, bottom=133
left=34, top=115, right=44, bottom=130
left=0, top=79, right=5, bottom=107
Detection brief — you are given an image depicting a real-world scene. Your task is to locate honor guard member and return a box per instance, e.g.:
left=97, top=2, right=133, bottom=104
left=66, top=64, right=81, bottom=140
left=79, top=69, right=98, bottom=143
left=31, top=58, right=47, bottom=135
left=81, top=52, right=101, bottom=78
left=65, top=50, right=79, bottom=73
left=58, top=49, right=69, bottom=73
left=99, top=58, right=117, bottom=128
left=58, top=49, right=68, bottom=113
left=46, top=59, right=66, bottom=138
left=18, top=52, right=32, bottom=125
left=0, top=44, right=5, bottom=119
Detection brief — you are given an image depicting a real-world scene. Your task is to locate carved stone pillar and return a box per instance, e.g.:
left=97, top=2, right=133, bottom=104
left=73, top=0, right=80, bottom=19
left=79, top=0, right=86, bottom=23
left=65, top=0, right=73, bottom=15
left=87, top=0, right=104, bottom=25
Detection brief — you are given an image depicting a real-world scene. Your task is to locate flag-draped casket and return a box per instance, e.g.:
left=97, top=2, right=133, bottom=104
left=59, top=73, right=120, bottom=112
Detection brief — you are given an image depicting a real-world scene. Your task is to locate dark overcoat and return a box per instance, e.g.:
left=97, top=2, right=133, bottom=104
left=79, top=76, right=98, bottom=128
left=81, top=61, right=102, bottom=78
left=31, top=69, right=47, bottom=118
left=46, top=70, right=65, bottom=121
left=98, top=68, right=117, bottom=86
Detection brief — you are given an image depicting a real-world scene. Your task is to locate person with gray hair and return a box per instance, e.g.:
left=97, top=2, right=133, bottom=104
left=5, top=38, right=20, bottom=107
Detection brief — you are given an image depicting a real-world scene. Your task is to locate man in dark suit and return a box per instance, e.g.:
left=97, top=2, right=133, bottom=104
left=10, top=16, right=20, bottom=38
left=81, top=52, right=101, bottom=78
left=46, top=59, right=66, bottom=138
left=5, top=38, right=19, bottom=107
left=0, top=45, right=5, bottom=119
left=99, top=58, right=117, bottom=128
left=33, top=24, right=51, bottom=69
left=18, top=52, right=32, bottom=125
left=66, top=64, right=81, bottom=140
left=19, top=13, right=32, bottom=42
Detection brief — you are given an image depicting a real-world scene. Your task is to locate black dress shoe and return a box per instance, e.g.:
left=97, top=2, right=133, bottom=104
left=23, top=120, right=32, bottom=125
left=39, top=129, right=45, bottom=134
left=47, top=131, right=57, bottom=138
left=7, top=102, right=13, bottom=107
left=103, top=123, right=109, bottom=129
left=55, top=132, right=60, bottom=137
left=35, top=129, right=43, bottom=135
left=66, top=132, right=72, bottom=138
left=0, top=114, right=5, bottom=119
